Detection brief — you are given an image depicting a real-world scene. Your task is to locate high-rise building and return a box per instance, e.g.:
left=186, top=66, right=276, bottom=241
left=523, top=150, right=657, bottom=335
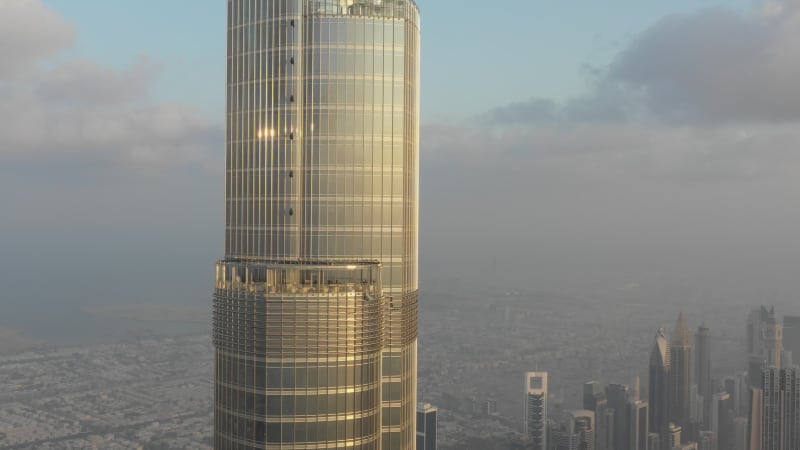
left=689, top=384, right=703, bottom=424
left=628, top=399, right=649, bottom=450
left=416, top=403, right=437, bottom=450
left=722, top=375, right=744, bottom=416
left=486, top=399, right=499, bottom=416
left=670, top=313, right=692, bottom=429
left=710, top=392, right=732, bottom=450
left=607, top=383, right=630, bottom=450
left=647, top=432, right=660, bottom=450
left=583, top=382, right=609, bottom=450
left=759, top=367, right=800, bottom=450
left=550, top=410, right=596, bottom=450
left=697, top=430, right=713, bottom=450
left=694, top=323, right=711, bottom=425
left=784, top=316, right=800, bottom=367
left=213, top=1, right=421, bottom=449
left=649, top=328, right=671, bottom=450
left=668, top=423, right=682, bottom=449
left=732, top=417, right=748, bottom=450
left=748, top=307, right=783, bottom=386
left=734, top=372, right=750, bottom=414
left=749, top=387, right=764, bottom=450
left=584, top=381, right=605, bottom=411
left=525, top=372, right=548, bottom=450
left=604, top=409, right=615, bottom=450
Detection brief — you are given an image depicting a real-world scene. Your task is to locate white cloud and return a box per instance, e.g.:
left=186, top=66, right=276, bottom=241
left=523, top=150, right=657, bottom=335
left=0, top=0, right=75, bottom=77
left=0, top=0, right=221, bottom=170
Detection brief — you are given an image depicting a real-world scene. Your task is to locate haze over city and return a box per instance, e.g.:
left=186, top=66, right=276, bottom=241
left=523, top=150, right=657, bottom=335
left=2, top=0, right=800, bottom=449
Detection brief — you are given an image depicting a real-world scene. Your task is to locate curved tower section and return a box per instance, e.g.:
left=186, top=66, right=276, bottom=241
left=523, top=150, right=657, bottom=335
left=215, top=1, right=420, bottom=449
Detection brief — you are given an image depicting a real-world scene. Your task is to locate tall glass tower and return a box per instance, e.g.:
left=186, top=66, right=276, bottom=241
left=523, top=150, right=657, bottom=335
left=668, top=312, right=691, bottom=429
left=648, top=328, right=670, bottom=450
left=213, top=1, right=420, bottom=449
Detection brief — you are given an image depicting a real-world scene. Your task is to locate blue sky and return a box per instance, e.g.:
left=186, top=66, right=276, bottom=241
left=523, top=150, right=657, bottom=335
left=44, top=0, right=750, bottom=121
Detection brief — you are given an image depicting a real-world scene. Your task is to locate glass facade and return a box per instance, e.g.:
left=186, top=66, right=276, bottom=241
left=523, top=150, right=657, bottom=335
left=215, top=0, right=420, bottom=448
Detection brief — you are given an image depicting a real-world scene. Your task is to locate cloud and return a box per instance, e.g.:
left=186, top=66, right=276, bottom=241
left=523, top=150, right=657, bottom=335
left=483, top=2, right=800, bottom=126
left=422, top=1, right=800, bottom=292
left=609, top=6, right=800, bottom=124
left=0, top=0, right=75, bottom=77
left=0, top=0, right=221, bottom=171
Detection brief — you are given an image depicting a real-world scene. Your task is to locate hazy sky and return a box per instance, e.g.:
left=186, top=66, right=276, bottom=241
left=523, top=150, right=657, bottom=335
left=3, top=0, right=800, bottom=323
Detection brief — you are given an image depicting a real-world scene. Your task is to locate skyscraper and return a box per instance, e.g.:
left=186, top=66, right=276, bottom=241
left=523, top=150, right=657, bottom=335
left=606, top=383, right=630, bottom=450
left=670, top=312, right=692, bottom=429
left=416, top=403, right=437, bottom=450
left=583, top=382, right=609, bottom=450
left=710, top=392, right=732, bottom=450
left=213, top=1, right=421, bottom=448
left=732, top=417, right=748, bottom=450
left=694, top=323, right=711, bottom=425
left=759, top=367, right=800, bottom=450
left=783, top=316, right=800, bottom=366
left=748, top=306, right=783, bottom=386
left=647, top=432, right=660, bottom=450
left=551, top=410, right=595, bottom=450
left=525, top=372, right=548, bottom=450
left=628, top=399, right=649, bottom=450
left=649, top=328, right=671, bottom=450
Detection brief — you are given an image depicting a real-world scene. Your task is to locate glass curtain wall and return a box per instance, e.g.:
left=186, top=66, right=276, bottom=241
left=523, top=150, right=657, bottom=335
left=216, top=0, right=420, bottom=448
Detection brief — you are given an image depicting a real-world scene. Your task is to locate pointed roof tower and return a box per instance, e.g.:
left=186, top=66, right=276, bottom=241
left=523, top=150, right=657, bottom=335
left=650, top=328, right=671, bottom=370
left=672, top=311, right=692, bottom=348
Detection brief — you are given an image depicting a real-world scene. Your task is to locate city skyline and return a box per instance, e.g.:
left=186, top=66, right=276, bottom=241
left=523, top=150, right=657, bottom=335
left=5, top=0, right=800, bottom=449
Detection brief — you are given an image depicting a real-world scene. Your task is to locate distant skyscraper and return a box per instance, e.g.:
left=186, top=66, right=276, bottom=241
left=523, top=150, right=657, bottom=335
left=710, top=392, right=732, bottom=450
left=670, top=312, right=692, bottom=429
left=732, top=417, right=748, bottom=450
left=748, top=306, right=783, bottom=386
left=689, top=384, right=703, bottom=424
left=551, top=410, right=596, bottom=450
left=783, top=316, right=800, bottom=366
left=758, top=367, right=800, bottom=450
left=749, top=387, right=764, bottom=450
left=584, top=381, right=605, bottom=411
left=607, top=383, right=630, bottom=450
left=694, top=323, right=711, bottom=425
left=583, top=381, right=613, bottom=450
left=628, top=399, right=649, bottom=450
left=647, top=432, right=660, bottom=450
left=667, top=423, right=682, bottom=449
left=486, top=398, right=499, bottom=416
left=417, top=403, right=437, bottom=450
left=583, top=381, right=609, bottom=450
left=649, top=328, right=671, bottom=450
left=697, top=430, right=714, bottom=450
left=525, top=372, right=548, bottom=450
left=213, top=0, right=421, bottom=448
